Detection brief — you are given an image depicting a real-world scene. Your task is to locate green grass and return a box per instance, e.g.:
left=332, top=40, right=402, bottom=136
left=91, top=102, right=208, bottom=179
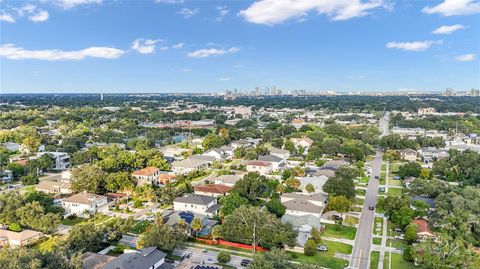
left=355, top=198, right=364, bottom=206
left=130, top=220, right=152, bottom=234
left=322, top=224, right=357, bottom=240
left=388, top=187, right=403, bottom=196
left=376, top=197, right=385, bottom=214
left=370, top=251, right=380, bottom=269
left=373, top=217, right=383, bottom=236
left=289, top=240, right=352, bottom=269
left=387, top=239, right=408, bottom=251
left=388, top=179, right=402, bottom=186
left=359, top=176, right=370, bottom=183
left=344, top=215, right=359, bottom=226
left=35, top=236, right=59, bottom=252
left=355, top=189, right=366, bottom=196
left=389, top=163, right=401, bottom=173
left=381, top=163, right=387, bottom=171
left=61, top=217, right=85, bottom=226
left=383, top=253, right=416, bottom=269
left=372, top=237, right=382, bottom=245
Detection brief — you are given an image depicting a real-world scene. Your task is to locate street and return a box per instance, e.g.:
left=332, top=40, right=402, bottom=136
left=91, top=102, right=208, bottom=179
left=349, top=150, right=382, bottom=269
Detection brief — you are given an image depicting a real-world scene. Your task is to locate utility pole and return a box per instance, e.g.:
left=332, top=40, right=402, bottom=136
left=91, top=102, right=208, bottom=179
left=252, top=222, right=256, bottom=253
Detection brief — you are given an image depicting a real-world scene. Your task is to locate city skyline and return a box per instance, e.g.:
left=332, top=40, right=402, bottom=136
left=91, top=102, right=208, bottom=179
left=1, top=0, right=480, bottom=93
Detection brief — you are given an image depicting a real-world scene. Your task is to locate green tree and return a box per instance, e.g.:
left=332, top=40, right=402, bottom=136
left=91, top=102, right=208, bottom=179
left=191, top=217, right=203, bottom=237
left=266, top=198, right=286, bottom=218
left=310, top=228, right=321, bottom=244
left=105, top=172, right=135, bottom=193
left=202, top=134, right=225, bottom=150
left=219, top=193, right=250, bottom=217
left=64, top=223, right=103, bottom=253
left=20, top=174, right=39, bottom=185
left=304, top=239, right=317, bottom=256
left=71, top=164, right=106, bottom=194
left=404, top=223, right=418, bottom=244
left=219, top=205, right=297, bottom=249
left=398, top=162, right=422, bottom=179
left=328, top=196, right=352, bottom=219
left=138, top=223, right=187, bottom=253
left=413, top=235, right=475, bottom=269
left=8, top=222, right=21, bottom=232
left=305, top=183, right=315, bottom=193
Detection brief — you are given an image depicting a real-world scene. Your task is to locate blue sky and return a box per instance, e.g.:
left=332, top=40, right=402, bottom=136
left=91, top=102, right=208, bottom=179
left=1, top=0, right=479, bottom=93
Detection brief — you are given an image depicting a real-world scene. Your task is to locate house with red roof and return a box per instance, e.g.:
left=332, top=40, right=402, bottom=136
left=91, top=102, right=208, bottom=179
left=245, top=160, right=273, bottom=175
left=132, top=167, right=175, bottom=186
left=412, top=218, right=436, bottom=241
left=194, top=184, right=233, bottom=197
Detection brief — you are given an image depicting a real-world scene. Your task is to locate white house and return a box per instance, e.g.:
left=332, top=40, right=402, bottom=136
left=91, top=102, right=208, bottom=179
left=269, top=147, right=290, bottom=160
left=258, top=154, right=285, bottom=171
left=36, top=152, right=71, bottom=170
left=173, top=194, right=219, bottom=217
left=290, top=137, right=313, bottom=153
left=214, top=174, right=243, bottom=187
left=132, top=166, right=161, bottom=185
left=245, top=160, right=273, bottom=175
left=399, top=148, right=417, bottom=162
left=171, top=158, right=210, bottom=174
left=281, top=192, right=327, bottom=218
left=61, top=193, right=108, bottom=217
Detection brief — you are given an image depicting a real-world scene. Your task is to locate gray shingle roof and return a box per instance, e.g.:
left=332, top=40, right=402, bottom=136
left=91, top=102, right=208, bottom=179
left=101, top=247, right=167, bottom=269
left=283, top=199, right=324, bottom=214
left=258, top=154, right=283, bottom=163
left=174, top=194, right=216, bottom=205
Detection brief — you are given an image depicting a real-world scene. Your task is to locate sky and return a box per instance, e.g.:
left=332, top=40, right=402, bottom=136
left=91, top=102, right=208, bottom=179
left=0, top=0, right=479, bottom=94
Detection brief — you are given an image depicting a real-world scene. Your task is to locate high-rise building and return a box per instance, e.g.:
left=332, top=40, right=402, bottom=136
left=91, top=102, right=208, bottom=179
left=471, top=88, right=479, bottom=97
left=255, top=87, right=261, bottom=96
left=444, top=88, right=455, bottom=96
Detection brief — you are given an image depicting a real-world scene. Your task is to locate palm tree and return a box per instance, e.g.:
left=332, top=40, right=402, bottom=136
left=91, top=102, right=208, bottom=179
left=191, top=217, right=203, bottom=238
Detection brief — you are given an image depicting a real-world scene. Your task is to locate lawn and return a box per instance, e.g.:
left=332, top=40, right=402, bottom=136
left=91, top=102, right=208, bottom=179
left=61, top=217, right=85, bottom=226
left=130, top=220, right=152, bottom=234
left=35, top=236, right=60, bottom=252
left=322, top=224, right=357, bottom=240
left=370, top=251, right=380, bottom=269
left=355, top=198, right=364, bottom=206
left=373, top=217, right=383, bottom=236
left=381, top=163, right=387, bottom=171
left=388, top=179, right=402, bottom=187
left=355, top=189, right=366, bottom=196
left=289, top=240, right=352, bottom=269
left=383, top=253, right=416, bottom=269
left=359, top=176, right=370, bottom=183
left=344, top=215, right=359, bottom=226
left=375, top=197, right=385, bottom=214
left=389, top=162, right=401, bottom=173
left=372, top=237, right=382, bottom=245
left=387, top=239, right=408, bottom=251
left=388, top=187, right=403, bottom=196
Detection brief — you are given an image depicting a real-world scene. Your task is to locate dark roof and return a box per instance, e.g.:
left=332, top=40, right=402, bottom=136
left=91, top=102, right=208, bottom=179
left=258, top=154, right=283, bottom=163
left=101, top=247, right=167, bottom=269
left=174, top=194, right=216, bottom=205
left=205, top=203, right=221, bottom=214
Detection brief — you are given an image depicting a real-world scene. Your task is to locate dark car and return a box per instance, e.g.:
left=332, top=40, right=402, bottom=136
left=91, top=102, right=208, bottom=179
left=332, top=215, right=343, bottom=221
left=241, top=259, right=251, bottom=267
left=316, top=245, right=328, bottom=252
left=375, top=176, right=379, bottom=179
left=369, top=204, right=375, bottom=210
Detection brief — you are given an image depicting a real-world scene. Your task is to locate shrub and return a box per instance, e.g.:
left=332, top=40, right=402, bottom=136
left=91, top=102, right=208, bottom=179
left=133, top=200, right=143, bottom=208
left=304, top=239, right=317, bottom=256
left=403, top=245, right=414, bottom=262
left=217, top=251, right=231, bottom=264
left=8, top=223, right=22, bottom=232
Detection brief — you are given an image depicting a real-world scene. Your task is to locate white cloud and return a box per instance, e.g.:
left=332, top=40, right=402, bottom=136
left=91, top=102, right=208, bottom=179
left=177, top=8, right=198, bottom=18
left=17, top=4, right=36, bottom=16
left=239, top=0, right=388, bottom=25
left=172, top=42, right=184, bottom=49
left=422, top=0, right=480, bottom=16
left=455, top=54, right=476, bottom=61
left=386, top=40, right=443, bottom=52
left=29, top=10, right=49, bottom=22
left=432, top=24, right=465, bottom=34
left=155, top=0, right=185, bottom=3
left=187, top=47, right=240, bottom=58
left=219, top=77, right=231, bottom=81
left=56, top=0, right=103, bottom=9
left=0, top=44, right=124, bottom=60
left=216, top=6, right=229, bottom=21
left=131, top=38, right=162, bottom=54
left=0, top=13, right=15, bottom=23
left=182, top=68, right=192, bottom=72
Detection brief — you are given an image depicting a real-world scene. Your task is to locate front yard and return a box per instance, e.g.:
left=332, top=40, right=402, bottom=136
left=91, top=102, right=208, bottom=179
left=383, top=253, right=416, bottom=269
left=130, top=220, right=152, bottom=234
left=321, top=224, right=357, bottom=240
left=289, top=240, right=352, bottom=269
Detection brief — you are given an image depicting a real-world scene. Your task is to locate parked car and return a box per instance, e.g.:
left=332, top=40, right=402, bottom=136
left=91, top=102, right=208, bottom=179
left=393, top=228, right=403, bottom=233
left=241, top=259, right=251, bottom=267
left=332, top=215, right=343, bottom=221
left=375, top=176, right=379, bottom=179
left=394, top=234, right=405, bottom=240
left=369, top=204, right=375, bottom=210
left=316, top=245, right=328, bottom=252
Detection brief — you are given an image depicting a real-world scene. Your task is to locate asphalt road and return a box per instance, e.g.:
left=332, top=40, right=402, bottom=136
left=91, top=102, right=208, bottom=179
left=349, top=150, right=383, bottom=269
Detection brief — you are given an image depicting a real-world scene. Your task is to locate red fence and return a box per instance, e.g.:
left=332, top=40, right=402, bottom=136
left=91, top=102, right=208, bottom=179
left=196, top=238, right=267, bottom=252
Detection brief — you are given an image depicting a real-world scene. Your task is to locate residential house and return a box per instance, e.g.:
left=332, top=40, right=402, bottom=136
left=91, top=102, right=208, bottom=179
left=230, top=139, right=254, bottom=149
left=173, top=194, right=220, bottom=217
left=35, top=180, right=72, bottom=195
left=0, top=169, right=13, bottom=183
left=269, top=147, right=290, bottom=159
left=213, top=174, right=243, bottom=187
left=245, top=160, right=273, bottom=175
left=258, top=154, right=285, bottom=171
left=297, top=176, right=329, bottom=194
left=291, top=118, right=306, bottom=129
left=36, top=152, right=71, bottom=170
left=418, top=147, right=449, bottom=163
left=100, top=247, right=173, bottom=269
left=412, top=219, right=436, bottom=241
left=171, top=158, right=210, bottom=174
left=280, top=192, right=327, bottom=218
left=320, top=159, right=349, bottom=170
left=82, top=252, right=116, bottom=269
left=203, top=147, right=232, bottom=160
left=234, top=106, right=252, bottom=119
left=61, top=193, right=108, bottom=217
left=290, top=137, right=313, bottom=151
left=392, top=127, right=425, bottom=138
left=312, top=169, right=336, bottom=178
left=399, top=148, right=417, bottom=162
left=1, top=142, right=20, bottom=152
left=0, top=229, right=44, bottom=248
left=194, top=184, right=232, bottom=197
left=162, top=210, right=218, bottom=237
left=132, top=166, right=161, bottom=185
